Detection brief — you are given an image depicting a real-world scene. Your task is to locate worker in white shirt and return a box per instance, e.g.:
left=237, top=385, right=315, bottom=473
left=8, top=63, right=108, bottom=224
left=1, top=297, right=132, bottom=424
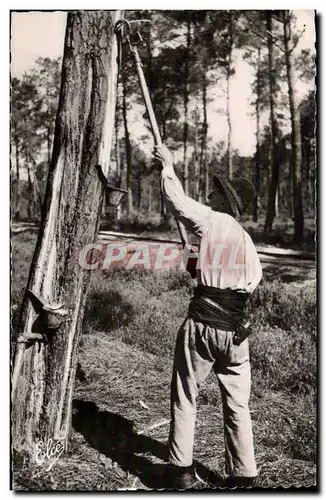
left=154, top=145, right=263, bottom=490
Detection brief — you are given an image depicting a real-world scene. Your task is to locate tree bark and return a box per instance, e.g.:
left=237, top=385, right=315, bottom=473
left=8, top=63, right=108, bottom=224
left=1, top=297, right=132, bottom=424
left=32, top=162, right=43, bottom=219
left=12, top=10, right=122, bottom=458
left=226, top=11, right=233, bottom=180
left=137, top=171, right=142, bottom=210
left=14, top=139, right=21, bottom=221
left=25, top=148, right=39, bottom=221
left=115, top=98, right=122, bottom=221
left=253, top=47, right=261, bottom=223
left=47, top=126, right=52, bottom=168
left=121, top=68, right=133, bottom=214
left=182, top=18, right=191, bottom=196
left=199, top=77, right=209, bottom=201
left=25, top=152, right=33, bottom=221
left=264, top=12, right=279, bottom=236
left=193, top=108, right=200, bottom=200
left=148, top=182, right=152, bottom=212
left=283, top=10, right=303, bottom=243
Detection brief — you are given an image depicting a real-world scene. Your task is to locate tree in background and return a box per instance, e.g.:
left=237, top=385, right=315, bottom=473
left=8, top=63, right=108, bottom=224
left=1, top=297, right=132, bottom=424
left=11, top=76, right=42, bottom=219
left=282, top=10, right=305, bottom=243
left=262, top=12, right=281, bottom=236
left=299, top=90, right=316, bottom=216
left=11, top=58, right=61, bottom=220
left=242, top=10, right=271, bottom=222
left=11, top=77, right=24, bottom=220
left=30, top=57, right=62, bottom=167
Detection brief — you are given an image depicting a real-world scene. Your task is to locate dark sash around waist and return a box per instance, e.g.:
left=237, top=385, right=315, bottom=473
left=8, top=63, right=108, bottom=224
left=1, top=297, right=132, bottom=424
left=188, top=285, right=249, bottom=330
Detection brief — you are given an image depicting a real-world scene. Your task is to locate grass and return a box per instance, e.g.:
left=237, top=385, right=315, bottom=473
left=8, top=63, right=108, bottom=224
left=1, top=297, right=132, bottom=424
left=11, top=230, right=317, bottom=490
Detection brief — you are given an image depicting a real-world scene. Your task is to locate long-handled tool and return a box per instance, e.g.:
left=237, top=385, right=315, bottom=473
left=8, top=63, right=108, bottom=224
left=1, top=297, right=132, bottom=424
left=114, top=19, right=189, bottom=248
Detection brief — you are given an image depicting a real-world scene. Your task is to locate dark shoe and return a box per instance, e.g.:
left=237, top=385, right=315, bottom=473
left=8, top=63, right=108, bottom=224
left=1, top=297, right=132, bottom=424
left=205, top=471, right=257, bottom=490
left=226, top=475, right=257, bottom=489
left=143, top=463, right=199, bottom=490
left=168, top=464, right=199, bottom=490
left=204, top=470, right=228, bottom=489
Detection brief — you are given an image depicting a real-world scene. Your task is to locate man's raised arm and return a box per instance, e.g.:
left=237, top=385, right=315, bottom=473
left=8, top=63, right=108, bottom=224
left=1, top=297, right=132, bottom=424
left=154, top=145, right=211, bottom=238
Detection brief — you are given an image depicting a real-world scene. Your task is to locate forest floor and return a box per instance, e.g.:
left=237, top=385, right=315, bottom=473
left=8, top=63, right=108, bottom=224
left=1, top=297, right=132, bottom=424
left=11, top=228, right=317, bottom=491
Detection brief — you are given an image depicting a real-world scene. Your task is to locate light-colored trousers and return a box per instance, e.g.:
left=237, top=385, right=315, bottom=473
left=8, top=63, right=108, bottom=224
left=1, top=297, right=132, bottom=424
left=168, top=316, right=257, bottom=478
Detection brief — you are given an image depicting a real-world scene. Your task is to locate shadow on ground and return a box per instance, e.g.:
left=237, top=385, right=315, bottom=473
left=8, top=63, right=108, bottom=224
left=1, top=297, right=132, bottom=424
left=72, top=399, right=215, bottom=490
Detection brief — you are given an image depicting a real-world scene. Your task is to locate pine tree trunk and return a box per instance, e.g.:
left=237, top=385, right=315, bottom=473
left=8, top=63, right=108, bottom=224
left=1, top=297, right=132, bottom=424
left=264, top=12, right=279, bottom=236
left=148, top=182, right=152, bottom=212
left=11, top=10, right=121, bottom=458
left=283, top=11, right=303, bottom=243
left=203, top=87, right=209, bottom=203
left=305, top=142, right=313, bottom=214
left=200, top=77, right=209, bottom=201
left=115, top=100, right=122, bottom=221
left=121, top=69, right=133, bottom=214
left=47, top=127, right=52, bottom=167
left=32, top=164, right=43, bottom=219
left=302, top=139, right=310, bottom=214
left=26, top=162, right=33, bottom=221
left=183, top=18, right=191, bottom=196
left=226, top=12, right=233, bottom=180
left=160, top=190, right=170, bottom=229
left=137, top=173, right=141, bottom=211
left=25, top=149, right=37, bottom=221
left=194, top=110, right=200, bottom=200
left=226, top=70, right=232, bottom=180
left=145, top=18, right=167, bottom=224
left=14, top=139, right=21, bottom=221
left=253, top=47, right=261, bottom=223
left=204, top=157, right=209, bottom=202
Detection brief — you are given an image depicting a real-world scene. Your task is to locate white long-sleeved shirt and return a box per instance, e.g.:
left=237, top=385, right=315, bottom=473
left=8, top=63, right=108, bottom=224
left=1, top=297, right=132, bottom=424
left=161, top=165, right=262, bottom=294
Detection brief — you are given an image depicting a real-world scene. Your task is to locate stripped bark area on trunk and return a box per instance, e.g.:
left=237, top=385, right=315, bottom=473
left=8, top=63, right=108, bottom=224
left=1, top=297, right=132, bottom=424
left=12, top=11, right=121, bottom=457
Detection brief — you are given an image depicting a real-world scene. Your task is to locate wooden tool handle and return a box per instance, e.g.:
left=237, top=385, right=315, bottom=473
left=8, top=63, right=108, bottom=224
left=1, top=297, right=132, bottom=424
left=132, top=47, right=162, bottom=147
left=131, top=46, right=188, bottom=247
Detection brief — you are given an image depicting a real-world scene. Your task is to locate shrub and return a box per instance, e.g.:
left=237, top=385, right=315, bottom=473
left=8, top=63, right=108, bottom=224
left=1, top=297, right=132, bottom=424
left=249, top=278, right=316, bottom=336
left=250, top=325, right=316, bottom=394
left=83, top=287, right=135, bottom=334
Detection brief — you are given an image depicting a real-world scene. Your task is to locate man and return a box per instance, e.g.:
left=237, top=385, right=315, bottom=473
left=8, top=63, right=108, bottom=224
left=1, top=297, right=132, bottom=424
left=154, top=145, right=263, bottom=490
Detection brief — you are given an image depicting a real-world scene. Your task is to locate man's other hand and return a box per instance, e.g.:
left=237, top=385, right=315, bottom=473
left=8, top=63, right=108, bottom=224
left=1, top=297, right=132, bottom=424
left=154, top=145, right=174, bottom=168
